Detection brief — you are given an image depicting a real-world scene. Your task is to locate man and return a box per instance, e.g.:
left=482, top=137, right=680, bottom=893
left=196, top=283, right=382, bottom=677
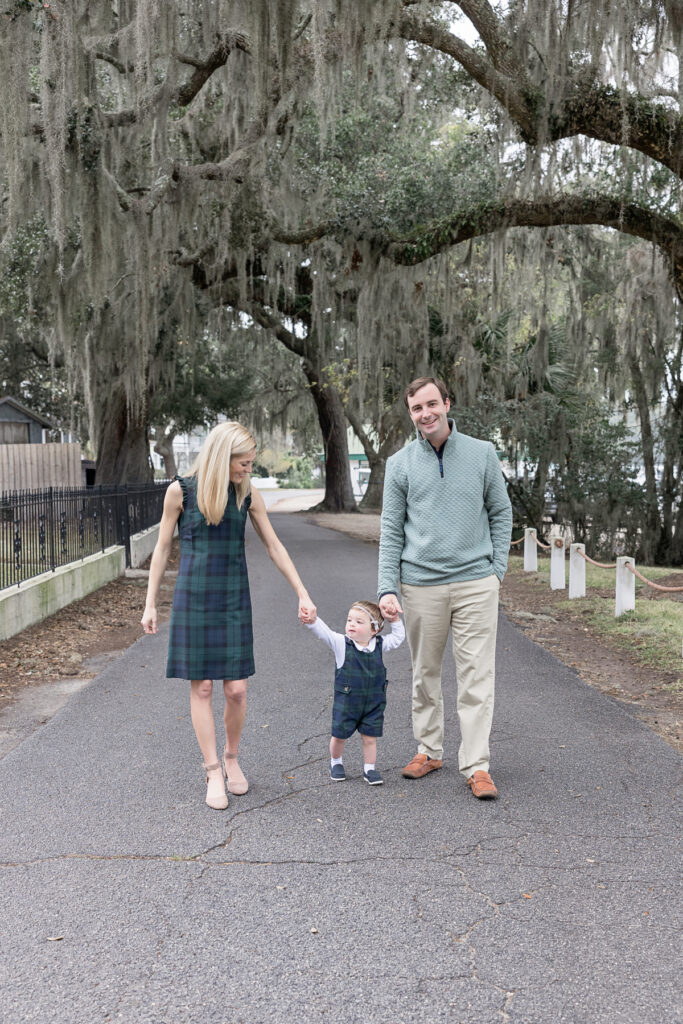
left=378, top=377, right=512, bottom=799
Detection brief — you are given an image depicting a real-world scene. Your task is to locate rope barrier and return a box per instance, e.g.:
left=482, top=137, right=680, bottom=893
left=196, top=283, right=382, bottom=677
left=577, top=549, right=617, bottom=569
left=515, top=528, right=683, bottom=593
left=623, top=561, right=683, bottom=593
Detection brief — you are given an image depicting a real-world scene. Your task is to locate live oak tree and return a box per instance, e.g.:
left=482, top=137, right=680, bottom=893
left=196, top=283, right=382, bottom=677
left=1, top=1, right=682, bottom=540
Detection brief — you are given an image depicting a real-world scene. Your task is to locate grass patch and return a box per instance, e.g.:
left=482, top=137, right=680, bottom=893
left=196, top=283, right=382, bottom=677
left=579, top=596, right=683, bottom=673
left=507, top=553, right=683, bottom=675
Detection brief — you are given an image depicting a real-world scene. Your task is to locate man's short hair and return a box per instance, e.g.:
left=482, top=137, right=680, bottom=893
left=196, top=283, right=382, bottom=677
left=404, top=376, right=450, bottom=408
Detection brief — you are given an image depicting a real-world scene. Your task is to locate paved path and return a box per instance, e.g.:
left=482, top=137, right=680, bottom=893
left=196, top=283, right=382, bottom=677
left=0, top=516, right=680, bottom=1024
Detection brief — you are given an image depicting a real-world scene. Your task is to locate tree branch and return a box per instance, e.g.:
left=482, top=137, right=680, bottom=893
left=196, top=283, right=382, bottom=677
left=551, top=82, right=683, bottom=178
left=270, top=219, right=334, bottom=245
left=171, top=111, right=267, bottom=185
left=386, top=194, right=683, bottom=299
left=399, top=10, right=683, bottom=176
left=101, top=165, right=136, bottom=212
left=189, top=261, right=308, bottom=360
left=101, top=31, right=251, bottom=128
left=397, top=10, right=536, bottom=141
left=456, top=0, right=525, bottom=78
left=94, top=50, right=134, bottom=74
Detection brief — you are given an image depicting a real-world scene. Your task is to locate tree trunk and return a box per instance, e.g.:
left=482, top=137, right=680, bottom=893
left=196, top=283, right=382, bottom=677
left=657, top=378, right=683, bottom=565
left=153, top=429, right=178, bottom=479
left=629, top=354, right=661, bottom=563
left=357, top=436, right=406, bottom=512
left=358, top=452, right=384, bottom=512
left=95, top=386, right=152, bottom=484
left=670, top=493, right=683, bottom=566
left=304, top=372, right=356, bottom=512
left=529, top=449, right=551, bottom=537
left=341, top=405, right=408, bottom=513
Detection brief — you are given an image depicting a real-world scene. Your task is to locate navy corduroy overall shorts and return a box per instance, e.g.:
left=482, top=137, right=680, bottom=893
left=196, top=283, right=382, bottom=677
left=331, top=636, right=388, bottom=739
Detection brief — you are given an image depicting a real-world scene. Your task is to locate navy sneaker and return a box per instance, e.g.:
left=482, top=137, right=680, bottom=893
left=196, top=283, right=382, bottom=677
left=330, top=762, right=346, bottom=781
left=363, top=768, right=384, bottom=786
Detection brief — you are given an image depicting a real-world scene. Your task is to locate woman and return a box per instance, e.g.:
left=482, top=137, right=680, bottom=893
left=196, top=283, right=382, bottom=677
left=141, top=421, right=315, bottom=809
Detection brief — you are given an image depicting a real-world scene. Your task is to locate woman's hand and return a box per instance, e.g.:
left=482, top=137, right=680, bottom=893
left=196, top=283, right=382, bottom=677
left=141, top=606, right=158, bottom=635
left=298, top=596, right=317, bottom=624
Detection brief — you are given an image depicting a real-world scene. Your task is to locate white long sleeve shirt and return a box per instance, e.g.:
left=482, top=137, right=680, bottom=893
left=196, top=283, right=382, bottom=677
left=306, top=616, right=405, bottom=669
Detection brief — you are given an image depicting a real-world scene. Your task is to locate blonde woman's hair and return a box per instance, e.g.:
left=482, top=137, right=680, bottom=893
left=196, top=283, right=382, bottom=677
left=188, top=421, right=256, bottom=524
left=350, top=601, right=385, bottom=633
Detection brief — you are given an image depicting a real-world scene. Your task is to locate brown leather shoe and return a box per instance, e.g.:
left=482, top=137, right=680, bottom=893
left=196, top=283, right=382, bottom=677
left=466, top=770, right=498, bottom=799
left=402, top=753, right=443, bottom=779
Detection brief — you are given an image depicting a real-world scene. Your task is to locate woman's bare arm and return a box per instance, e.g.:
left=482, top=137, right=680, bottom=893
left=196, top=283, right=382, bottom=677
left=141, top=481, right=183, bottom=634
left=248, top=488, right=316, bottom=622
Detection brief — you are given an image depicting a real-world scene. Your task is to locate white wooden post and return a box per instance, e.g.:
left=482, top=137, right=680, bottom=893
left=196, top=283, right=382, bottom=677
left=524, top=528, right=538, bottom=572
left=615, top=557, right=636, bottom=617
left=569, top=544, right=586, bottom=599
left=550, top=535, right=566, bottom=590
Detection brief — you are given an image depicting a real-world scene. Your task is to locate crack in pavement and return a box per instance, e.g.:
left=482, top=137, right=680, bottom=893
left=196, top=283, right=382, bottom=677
left=296, top=731, right=330, bottom=753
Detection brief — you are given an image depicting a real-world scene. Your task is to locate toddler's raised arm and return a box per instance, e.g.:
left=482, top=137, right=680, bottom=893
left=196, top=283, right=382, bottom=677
left=381, top=617, right=405, bottom=653
left=305, top=616, right=347, bottom=669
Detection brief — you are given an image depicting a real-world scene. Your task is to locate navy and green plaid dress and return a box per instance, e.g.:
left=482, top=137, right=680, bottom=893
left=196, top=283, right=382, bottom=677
left=166, top=475, right=255, bottom=681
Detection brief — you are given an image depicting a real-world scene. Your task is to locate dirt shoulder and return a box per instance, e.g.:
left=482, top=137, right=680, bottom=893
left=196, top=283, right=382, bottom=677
left=304, top=511, right=681, bottom=754
left=1, top=510, right=680, bottom=755
left=0, top=541, right=180, bottom=716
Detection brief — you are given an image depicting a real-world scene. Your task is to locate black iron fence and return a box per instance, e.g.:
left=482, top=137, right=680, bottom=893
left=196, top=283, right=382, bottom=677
left=0, top=482, right=169, bottom=591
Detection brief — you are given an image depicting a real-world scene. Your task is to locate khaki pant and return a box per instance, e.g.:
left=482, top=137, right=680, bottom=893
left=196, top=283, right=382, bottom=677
left=401, top=575, right=500, bottom=776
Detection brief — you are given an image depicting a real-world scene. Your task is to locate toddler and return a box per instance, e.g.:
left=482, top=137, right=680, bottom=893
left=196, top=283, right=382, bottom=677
left=305, top=600, right=404, bottom=784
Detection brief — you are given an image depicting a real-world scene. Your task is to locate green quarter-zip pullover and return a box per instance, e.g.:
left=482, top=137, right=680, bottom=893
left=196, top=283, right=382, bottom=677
left=378, top=420, right=513, bottom=596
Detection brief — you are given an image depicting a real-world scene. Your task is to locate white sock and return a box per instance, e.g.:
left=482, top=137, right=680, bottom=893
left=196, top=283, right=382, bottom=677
left=330, top=756, right=343, bottom=766
left=364, top=763, right=375, bottom=773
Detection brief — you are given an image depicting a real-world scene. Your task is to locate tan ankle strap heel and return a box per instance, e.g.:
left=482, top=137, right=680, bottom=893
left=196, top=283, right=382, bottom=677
left=223, top=749, right=249, bottom=795
left=202, top=761, right=228, bottom=810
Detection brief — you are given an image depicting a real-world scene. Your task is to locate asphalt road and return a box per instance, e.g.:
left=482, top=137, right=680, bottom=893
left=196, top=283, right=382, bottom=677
left=0, top=515, right=680, bottom=1024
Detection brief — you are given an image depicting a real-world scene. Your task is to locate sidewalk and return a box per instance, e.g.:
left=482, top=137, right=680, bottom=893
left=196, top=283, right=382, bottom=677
left=0, top=514, right=680, bottom=1023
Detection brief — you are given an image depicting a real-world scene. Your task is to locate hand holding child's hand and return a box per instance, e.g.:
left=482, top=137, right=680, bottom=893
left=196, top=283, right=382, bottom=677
left=379, top=594, right=403, bottom=621
left=298, top=596, right=317, bottom=624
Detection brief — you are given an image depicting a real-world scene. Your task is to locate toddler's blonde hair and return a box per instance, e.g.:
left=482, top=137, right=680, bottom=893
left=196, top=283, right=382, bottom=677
left=350, top=600, right=384, bottom=633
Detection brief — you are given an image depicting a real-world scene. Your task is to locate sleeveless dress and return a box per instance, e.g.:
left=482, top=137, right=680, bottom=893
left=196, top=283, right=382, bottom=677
left=166, top=475, right=255, bottom=680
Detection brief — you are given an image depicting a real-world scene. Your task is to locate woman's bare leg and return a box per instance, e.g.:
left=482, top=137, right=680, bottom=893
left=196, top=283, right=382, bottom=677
left=223, top=678, right=248, bottom=791
left=190, top=679, right=218, bottom=763
left=190, top=679, right=227, bottom=808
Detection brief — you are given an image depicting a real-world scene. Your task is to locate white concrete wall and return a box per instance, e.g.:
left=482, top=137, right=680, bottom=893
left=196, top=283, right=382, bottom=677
left=0, top=546, right=126, bottom=642
left=130, top=524, right=161, bottom=568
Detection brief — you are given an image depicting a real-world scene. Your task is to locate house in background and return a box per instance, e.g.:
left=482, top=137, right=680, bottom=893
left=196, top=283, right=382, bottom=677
left=0, top=396, right=58, bottom=444
left=0, top=396, right=83, bottom=490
